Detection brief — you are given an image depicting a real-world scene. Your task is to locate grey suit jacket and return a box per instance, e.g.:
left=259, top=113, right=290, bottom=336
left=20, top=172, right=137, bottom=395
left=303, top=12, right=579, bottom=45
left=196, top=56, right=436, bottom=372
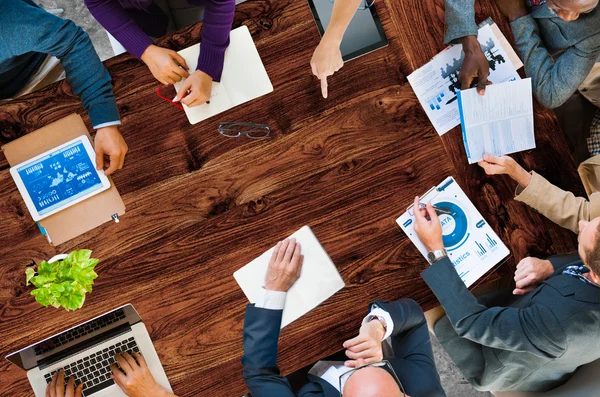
left=422, top=252, right=600, bottom=392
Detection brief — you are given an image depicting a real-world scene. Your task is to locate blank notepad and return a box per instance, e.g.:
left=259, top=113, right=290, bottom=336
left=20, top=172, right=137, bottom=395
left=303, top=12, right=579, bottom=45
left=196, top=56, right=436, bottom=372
left=174, top=25, right=273, bottom=124
left=233, top=226, right=345, bottom=328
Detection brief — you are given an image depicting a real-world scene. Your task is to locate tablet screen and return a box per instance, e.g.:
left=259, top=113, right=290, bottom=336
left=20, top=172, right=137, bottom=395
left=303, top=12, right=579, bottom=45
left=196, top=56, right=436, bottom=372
left=16, top=140, right=103, bottom=216
left=308, top=0, right=388, bottom=61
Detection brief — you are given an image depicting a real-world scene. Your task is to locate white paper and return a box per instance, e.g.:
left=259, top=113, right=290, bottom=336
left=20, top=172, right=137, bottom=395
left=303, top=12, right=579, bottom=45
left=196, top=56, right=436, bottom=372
left=233, top=226, right=345, bottom=328
left=407, top=24, right=521, bottom=136
left=173, top=25, right=273, bottom=125
left=458, top=78, right=535, bottom=164
left=396, top=177, right=510, bottom=287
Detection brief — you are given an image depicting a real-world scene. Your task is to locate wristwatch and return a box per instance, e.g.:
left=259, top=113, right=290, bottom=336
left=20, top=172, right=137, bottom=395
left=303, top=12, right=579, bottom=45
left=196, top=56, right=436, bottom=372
left=366, top=315, right=387, bottom=334
left=427, top=249, right=448, bottom=264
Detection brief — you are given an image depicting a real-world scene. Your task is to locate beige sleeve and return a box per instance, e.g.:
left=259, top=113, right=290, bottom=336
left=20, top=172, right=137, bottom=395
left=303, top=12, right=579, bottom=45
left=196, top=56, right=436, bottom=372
left=514, top=171, right=592, bottom=234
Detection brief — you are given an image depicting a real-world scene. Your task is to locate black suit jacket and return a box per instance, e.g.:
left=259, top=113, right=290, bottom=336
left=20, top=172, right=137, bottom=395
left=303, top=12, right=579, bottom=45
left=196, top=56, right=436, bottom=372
left=241, top=298, right=446, bottom=397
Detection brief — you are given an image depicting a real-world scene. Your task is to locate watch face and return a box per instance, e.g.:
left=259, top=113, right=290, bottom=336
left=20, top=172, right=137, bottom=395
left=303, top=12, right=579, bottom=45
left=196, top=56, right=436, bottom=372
left=427, top=251, right=436, bottom=262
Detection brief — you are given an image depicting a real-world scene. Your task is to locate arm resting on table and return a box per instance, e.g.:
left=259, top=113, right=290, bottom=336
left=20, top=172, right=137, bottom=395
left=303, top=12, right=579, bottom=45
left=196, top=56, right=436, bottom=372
left=515, top=171, right=598, bottom=234
left=241, top=305, right=295, bottom=397
left=421, top=257, right=567, bottom=358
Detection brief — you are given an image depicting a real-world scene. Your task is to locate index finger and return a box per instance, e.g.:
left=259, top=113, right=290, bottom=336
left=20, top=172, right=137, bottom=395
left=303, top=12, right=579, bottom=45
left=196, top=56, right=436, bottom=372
left=460, top=73, right=474, bottom=90
left=283, top=238, right=296, bottom=263
left=65, top=377, right=75, bottom=397
left=171, top=51, right=189, bottom=70
left=57, top=370, right=65, bottom=397
left=132, top=352, right=148, bottom=369
left=115, top=353, right=133, bottom=375
left=413, top=196, right=425, bottom=222
left=172, top=63, right=190, bottom=79
left=320, top=76, right=328, bottom=99
left=343, top=334, right=366, bottom=348
left=425, top=202, right=439, bottom=222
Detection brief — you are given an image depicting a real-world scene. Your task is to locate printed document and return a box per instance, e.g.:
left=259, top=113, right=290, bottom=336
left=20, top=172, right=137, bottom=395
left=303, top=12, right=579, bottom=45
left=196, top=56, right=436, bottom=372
left=458, top=78, right=535, bottom=164
left=233, top=226, right=345, bottom=328
left=407, top=24, right=521, bottom=136
left=396, top=177, right=510, bottom=287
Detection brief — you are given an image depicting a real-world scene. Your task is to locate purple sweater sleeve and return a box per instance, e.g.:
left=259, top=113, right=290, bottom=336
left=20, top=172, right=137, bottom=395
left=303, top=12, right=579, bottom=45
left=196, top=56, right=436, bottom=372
left=85, top=0, right=234, bottom=81
left=195, top=0, right=235, bottom=82
left=84, top=0, right=153, bottom=59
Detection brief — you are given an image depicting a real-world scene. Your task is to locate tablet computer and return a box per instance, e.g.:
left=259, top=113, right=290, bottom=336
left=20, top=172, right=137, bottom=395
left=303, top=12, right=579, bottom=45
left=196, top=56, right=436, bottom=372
left=307, top=0, right=388, bottom=61
left=9, top=135, right=110, bottom=221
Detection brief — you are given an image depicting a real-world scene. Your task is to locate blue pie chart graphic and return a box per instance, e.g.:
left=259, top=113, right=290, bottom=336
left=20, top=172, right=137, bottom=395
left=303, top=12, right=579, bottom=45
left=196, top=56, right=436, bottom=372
left=436, top=201, right=469, bottom=250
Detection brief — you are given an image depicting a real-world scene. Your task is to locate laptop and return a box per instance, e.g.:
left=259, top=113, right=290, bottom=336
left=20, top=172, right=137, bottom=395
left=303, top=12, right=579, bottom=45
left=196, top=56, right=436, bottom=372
left=6, top=304, right=172, bottom=397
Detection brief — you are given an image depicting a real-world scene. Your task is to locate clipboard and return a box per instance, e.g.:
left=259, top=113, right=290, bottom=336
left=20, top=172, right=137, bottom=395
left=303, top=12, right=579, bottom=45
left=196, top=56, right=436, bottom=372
left=396, top=176, right=510, bottom=287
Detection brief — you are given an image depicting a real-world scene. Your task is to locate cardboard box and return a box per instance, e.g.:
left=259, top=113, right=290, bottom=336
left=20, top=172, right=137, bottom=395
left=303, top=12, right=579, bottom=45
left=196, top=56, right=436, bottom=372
left=2, top=114, right=125, bottom=246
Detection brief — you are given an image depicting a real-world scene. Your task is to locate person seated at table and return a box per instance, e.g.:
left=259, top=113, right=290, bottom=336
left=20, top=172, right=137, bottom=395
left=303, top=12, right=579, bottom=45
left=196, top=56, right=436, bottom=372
left=310, top=0, right=364, bottom=99
left=45, top=353, right=178, bottom=397
left=241, top=238, right=446, bottom=397
left=84, top=0, right=235, bottom=108
left=0, top=0, right=128, bottom=175
left=444, top=0, right=600, bottom=108
left=478, top=153, right=600, bottom=234
left=412, top=196, right=600, bottom=392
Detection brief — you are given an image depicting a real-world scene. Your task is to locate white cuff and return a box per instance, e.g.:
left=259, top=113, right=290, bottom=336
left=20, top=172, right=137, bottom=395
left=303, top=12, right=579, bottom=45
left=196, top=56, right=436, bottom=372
left=362, top=306, right=394, bottom=341
left=255, top=288, right=287, bottom=310
left=94, top=120, right=122, bottom=129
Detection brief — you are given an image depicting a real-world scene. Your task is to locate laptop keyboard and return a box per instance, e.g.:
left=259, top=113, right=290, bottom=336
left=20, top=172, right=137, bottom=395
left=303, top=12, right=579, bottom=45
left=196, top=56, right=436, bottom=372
left=44, top=336, right=139, bottom=396
left=36, top=309, right=126, bottom=356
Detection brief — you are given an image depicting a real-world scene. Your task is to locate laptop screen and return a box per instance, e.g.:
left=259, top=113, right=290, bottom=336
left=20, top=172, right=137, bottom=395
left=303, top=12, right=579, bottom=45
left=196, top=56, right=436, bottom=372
left=5, top=304, right=141, bottom=371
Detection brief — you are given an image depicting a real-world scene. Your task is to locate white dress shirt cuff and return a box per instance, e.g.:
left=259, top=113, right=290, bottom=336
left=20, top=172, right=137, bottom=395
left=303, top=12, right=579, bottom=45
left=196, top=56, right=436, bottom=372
left=255, top=288, right=287, bottom=310
left=93, top=120, right=122, bottom=129
left=362, top=306, right=394, bottom=341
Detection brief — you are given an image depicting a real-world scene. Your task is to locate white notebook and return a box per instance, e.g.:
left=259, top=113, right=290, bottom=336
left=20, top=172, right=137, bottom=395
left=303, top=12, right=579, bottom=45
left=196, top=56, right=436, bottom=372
left=174, top=25, right=274, bottom=124
left=233, top=226, right=345, bottom=328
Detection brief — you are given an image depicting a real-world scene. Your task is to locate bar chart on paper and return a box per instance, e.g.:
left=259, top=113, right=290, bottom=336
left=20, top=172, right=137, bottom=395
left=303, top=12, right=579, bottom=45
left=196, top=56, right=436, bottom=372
left=397, top=176, right=510, bottom=287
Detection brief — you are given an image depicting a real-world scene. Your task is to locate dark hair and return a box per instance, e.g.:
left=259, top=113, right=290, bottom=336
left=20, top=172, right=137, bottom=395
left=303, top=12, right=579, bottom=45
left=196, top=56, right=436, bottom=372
left=583, top=222, right=600, bottom=275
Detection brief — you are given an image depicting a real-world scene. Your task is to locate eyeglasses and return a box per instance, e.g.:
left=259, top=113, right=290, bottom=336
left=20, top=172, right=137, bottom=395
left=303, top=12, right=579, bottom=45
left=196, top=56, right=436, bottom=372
left=329, top=0, right=374, bottom=10
left=338, top=360, right=405, bottom=396
left=217, top=122, right=271, bottom=139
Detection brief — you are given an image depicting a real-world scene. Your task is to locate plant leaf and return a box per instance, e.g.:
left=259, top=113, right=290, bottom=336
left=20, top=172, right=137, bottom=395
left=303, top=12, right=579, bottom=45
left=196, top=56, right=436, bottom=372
left=31, top=287, right=51, bottom=307
left=38, top=261, right=53, bottom=275
left=60, top=293, right=84, bottom=311
left=25, top=268, right=36, bottom=285
left=68, top=250, right=92, bottom=265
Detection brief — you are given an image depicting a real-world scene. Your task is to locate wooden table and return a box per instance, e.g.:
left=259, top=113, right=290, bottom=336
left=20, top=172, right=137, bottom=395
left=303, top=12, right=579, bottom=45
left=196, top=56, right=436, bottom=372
left=0, top=0, right=585, bottom=395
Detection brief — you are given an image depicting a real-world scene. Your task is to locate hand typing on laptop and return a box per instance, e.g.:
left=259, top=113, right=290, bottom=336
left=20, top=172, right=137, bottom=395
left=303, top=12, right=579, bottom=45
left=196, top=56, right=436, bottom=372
left=46, top=370, right=82, bottom=397
left=110, top=352, right=177, bottom=397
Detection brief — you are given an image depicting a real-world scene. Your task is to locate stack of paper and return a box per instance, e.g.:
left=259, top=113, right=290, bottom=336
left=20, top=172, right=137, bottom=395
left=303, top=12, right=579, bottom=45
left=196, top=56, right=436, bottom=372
left=407, top=24, right=521, bottom=136
left=458, top=78, right=535, bottom=164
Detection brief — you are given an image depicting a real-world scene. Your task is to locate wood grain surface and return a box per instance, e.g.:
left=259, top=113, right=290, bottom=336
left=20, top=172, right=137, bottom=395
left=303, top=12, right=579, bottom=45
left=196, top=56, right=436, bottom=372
left=0, top=0, right=585, bottom=396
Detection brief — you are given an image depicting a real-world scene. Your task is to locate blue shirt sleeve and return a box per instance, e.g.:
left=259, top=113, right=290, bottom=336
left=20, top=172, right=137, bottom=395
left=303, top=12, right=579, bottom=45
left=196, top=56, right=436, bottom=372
left=0, top=0, right=121, bottom=128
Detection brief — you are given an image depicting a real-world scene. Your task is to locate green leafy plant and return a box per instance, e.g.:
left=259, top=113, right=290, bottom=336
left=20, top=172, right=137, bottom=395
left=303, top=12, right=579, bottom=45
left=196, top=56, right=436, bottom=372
left=25, top=250, right=99, bottom=311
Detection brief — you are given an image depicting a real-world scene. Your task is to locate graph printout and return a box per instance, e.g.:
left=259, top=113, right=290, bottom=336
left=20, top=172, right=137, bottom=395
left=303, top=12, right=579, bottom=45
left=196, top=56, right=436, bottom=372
left=16, top=140, right=103, bottom=216
left=407, top=24, right=520, bottom=136
left=458, top=78, right=535, bottom=164
left=396, top=177, right=510, bottom=287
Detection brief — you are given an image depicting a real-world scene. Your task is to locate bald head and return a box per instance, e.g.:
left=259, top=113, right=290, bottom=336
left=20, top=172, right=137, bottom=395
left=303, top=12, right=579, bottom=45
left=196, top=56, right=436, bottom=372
left=343, top=366, right=404, bottom=397
left=547, top=0, right=598, bottom=22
